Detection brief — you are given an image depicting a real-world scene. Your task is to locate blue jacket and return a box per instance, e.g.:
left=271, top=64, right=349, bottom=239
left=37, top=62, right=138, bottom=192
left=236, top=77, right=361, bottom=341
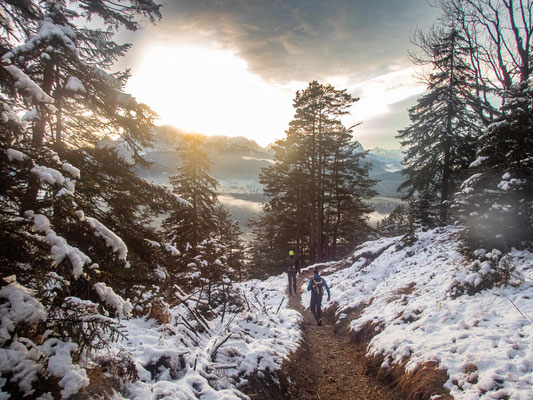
left=307, top=274, right=331, bottom=297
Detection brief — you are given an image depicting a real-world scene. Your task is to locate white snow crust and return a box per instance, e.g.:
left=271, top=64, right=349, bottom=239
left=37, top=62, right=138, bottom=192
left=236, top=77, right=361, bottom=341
left=3, top=65, right=55, bottom=108
left=93, top=282, right=133, bottom=319
left=65, top=76, right=86, bottom=94
left=82, top=215, right=128, bottom=260
left=6, top=148, right=27, bottom=162
left=301, top=227, right=533, bottom=399
left=0, top=279, right=47, bottom=346
left=97, top=138, right=135, bottom=165
left=29, top=213, right=92, bottom=279
left=116, top=275, right=300, bottom=399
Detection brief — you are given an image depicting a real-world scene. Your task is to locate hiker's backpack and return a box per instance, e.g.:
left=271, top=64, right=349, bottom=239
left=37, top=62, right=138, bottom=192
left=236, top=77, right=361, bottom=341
left=287, top=258, right=298, bottom=273
left=312, top=277, right=324, bottom=296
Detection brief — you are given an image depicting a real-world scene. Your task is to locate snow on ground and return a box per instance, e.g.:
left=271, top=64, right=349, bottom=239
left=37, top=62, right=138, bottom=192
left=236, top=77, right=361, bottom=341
left=301, top=227, right=533, bottom=399
left=115, top=274, right=301, bottom=399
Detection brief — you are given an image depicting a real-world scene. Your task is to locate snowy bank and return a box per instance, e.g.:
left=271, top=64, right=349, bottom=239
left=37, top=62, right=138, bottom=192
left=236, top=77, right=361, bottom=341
left=302, top=227, right=533, bottom=399
left=116, top=274, right=301, bottom=399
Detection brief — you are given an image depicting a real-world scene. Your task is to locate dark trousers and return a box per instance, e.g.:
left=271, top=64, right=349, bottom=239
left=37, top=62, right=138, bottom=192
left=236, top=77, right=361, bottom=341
left=310, top=294, right=323, bottom=321
left=287, top=273, right=297, bottom=294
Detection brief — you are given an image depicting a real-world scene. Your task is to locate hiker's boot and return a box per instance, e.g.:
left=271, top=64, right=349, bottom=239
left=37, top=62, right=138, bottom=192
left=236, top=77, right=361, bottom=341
left=318, top=318, right=322, bottom=326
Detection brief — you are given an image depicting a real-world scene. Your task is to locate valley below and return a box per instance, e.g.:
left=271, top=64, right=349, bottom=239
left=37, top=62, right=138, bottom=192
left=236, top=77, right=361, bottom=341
left=138, top=126, right=406, bottom=235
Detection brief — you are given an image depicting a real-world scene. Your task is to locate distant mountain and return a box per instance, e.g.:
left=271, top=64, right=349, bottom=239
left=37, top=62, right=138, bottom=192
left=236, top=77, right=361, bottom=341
left=138, top=125, right=273, bottom=186
left=368, top=147, right=404, bottom=160
left=366, top=147, right=405, bottom=198
left=140, top=128, right=405, bottom=196
left=137, top=127, right=406, bottom=231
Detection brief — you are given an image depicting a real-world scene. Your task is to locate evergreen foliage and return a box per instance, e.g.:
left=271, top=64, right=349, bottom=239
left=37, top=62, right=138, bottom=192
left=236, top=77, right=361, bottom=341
left=377, top=204, right=410, bottom=237
left=398, top=27, right=480, bottom=226
left=253, top=81, right=376, bottom=273
left=164, top=134, right=219, bottom=252
left=455, top=82, right=533, bottom=250
left=0, top=0, right=185, bottom=396
left=163, top=135, right=247, bottom=303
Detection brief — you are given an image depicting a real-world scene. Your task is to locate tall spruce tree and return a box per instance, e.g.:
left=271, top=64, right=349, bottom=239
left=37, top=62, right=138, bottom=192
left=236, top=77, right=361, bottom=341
left=164, top=134, right=219, bottom=252
left=255, top=81, right=375, bottom=271
left=398, top=27, right=480, bottom=225
left=0, top=0, right=179, bottom=397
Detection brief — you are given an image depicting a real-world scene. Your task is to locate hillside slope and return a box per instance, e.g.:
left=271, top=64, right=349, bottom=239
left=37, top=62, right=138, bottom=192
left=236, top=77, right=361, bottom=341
left=302, top=227, right=533, bottom=399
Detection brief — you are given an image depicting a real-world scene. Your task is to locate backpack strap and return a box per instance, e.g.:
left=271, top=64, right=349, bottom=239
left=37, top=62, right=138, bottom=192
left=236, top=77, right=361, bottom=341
left=312, top=278, right=323, bottom=295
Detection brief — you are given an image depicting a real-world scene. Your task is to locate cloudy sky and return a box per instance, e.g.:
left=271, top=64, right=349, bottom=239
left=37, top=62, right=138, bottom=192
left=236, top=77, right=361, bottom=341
left=119, top=0, right=438, bottom=148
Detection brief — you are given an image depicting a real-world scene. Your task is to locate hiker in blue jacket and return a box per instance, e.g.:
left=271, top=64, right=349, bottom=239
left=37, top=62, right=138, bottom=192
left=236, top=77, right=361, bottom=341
left=307, top=267, right=331, bottom=326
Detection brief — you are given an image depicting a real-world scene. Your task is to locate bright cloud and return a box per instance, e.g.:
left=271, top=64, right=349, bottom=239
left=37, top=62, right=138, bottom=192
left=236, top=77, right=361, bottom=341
left=126, top=44, right=300, bottom=147
left=126, top=43, right=423, bottom=149
left=348, top=67, right=425, bottom=121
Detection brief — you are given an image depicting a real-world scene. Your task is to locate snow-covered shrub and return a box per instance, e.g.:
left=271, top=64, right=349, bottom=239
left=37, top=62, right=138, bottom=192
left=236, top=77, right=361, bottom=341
left=448, top=249, right=522, bottom=297
left=0, top=277, right=92, bottom=399
left=454, top=82, right=533, bottom=251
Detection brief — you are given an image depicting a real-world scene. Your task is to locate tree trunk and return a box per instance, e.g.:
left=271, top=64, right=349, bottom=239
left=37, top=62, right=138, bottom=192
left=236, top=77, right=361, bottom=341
left=317, top=110, right=324, bottom=262
left=441, top=32, right=455, bottom=224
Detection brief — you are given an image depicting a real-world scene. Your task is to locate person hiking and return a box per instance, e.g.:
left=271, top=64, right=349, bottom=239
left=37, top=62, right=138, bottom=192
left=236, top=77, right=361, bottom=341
left=307, top=267, right=331, bottom=326
left=285, top=250, right=300, bottom=295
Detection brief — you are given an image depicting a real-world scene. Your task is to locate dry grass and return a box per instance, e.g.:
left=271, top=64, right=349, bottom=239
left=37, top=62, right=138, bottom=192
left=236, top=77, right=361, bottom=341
left=148, top=299, right=171, bottom=324
left=75, top=366, right=117, bottom=399
left=350, top=318, right=452, bottom=400
left=387, top=282, right=416, bottom=304
left=332, top=300, right=372, bottom=336
left=351, top=320, right=383, bottom=352
left=399, top=361, right=452, bottom=400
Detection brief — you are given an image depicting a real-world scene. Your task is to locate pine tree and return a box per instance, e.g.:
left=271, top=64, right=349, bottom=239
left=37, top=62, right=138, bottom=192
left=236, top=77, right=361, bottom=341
left=398, top=27, right=480, bottom=226
left=258, top=130, right=309, bottom=265
left=0, top=1, right=169, bottom=396
left=255, top=81, right=376, bottom=271
left=164, top=134, right=219, bottom=253
left=289, top=81, right=358, bottom=262
left=455, top=82, right=533, bottom=250
left=324, top=134, right=377, bottom=258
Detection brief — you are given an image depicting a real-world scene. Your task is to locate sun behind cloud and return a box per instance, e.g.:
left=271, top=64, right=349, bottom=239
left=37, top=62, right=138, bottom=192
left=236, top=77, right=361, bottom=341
left=126, top=44, right=298, bottom=146
left=125, top=42, right=425, bottom=149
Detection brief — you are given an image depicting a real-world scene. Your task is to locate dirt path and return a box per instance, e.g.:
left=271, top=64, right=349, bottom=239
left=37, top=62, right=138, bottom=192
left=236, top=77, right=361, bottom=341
left=279, top=271, right=404, bottom=400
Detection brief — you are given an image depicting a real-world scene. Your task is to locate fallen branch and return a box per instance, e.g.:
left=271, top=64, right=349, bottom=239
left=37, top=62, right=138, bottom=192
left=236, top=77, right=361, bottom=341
left=276, top=297, right=285, bottom=314
left=253, top=292, right=268, bottom=316
left=209, top=333, right=232, bottom=362
left=502, top=293, right=533, bottom=328
left=212, top=363, right=239, bottom=370
left=241, top=290, right=252, bottom=312
left=174, top=284, right=212, bottom=333
left=224, top=311, right=239, bottom=332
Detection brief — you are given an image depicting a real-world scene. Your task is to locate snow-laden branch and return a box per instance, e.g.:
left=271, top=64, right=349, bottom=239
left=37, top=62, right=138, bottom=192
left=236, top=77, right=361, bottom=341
left=76, top=211, right=128, bottom=260
left=29, top=212, right=92, bottom=279
left=0, top=277, right=47, bottom=346
left=93, top=282, right=132, bottom=319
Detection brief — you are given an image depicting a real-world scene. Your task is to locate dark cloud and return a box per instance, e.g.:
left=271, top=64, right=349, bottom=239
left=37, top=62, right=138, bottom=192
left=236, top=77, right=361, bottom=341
left=146, top=0, right=437, bottom=82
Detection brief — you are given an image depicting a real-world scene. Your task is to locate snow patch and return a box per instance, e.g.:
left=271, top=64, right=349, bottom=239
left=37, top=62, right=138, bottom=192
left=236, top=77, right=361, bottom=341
left=317, top=227, right=533, bottom=399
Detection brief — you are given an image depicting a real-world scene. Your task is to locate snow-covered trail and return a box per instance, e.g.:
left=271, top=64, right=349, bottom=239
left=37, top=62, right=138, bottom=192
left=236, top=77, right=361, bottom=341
left=280, top=270, right=403, bottom=400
